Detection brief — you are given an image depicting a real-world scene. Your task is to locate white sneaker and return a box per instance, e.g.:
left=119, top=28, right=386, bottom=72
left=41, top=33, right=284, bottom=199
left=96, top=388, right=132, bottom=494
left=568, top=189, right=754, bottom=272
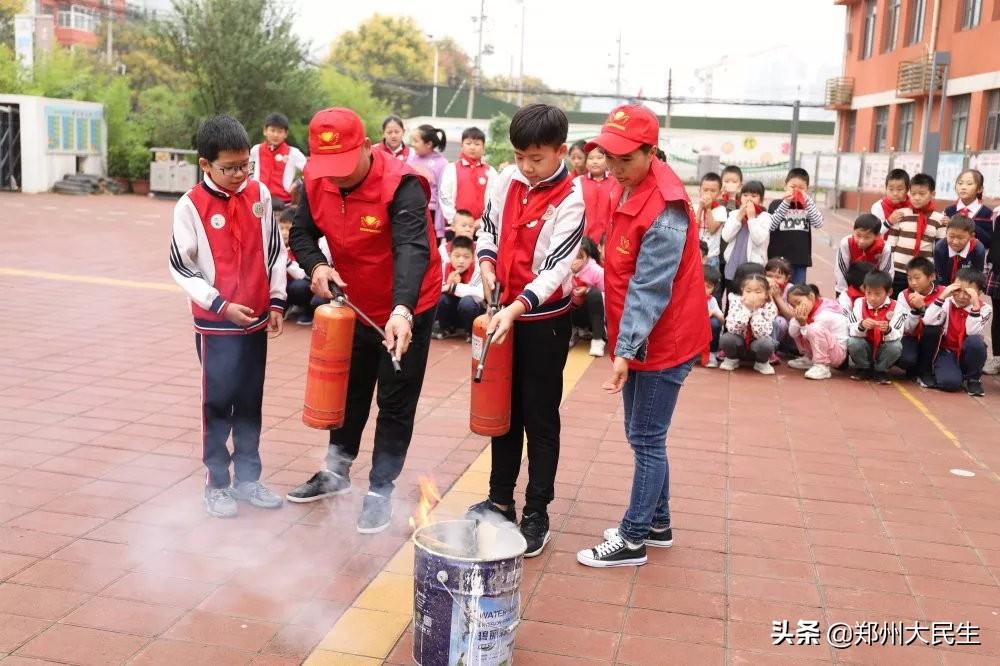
left=589, top=339, right=606, bottom=357
left=753, top=362, right=775, bottom=375
left=706, top=352, right=719, bottom=368
left=787, top=356, right=813, bottom=370
left=984, top=358, right=1000, bottom=375
left=719, top=358, right=740, bottom=371
left=804, top=363, right=831, bottom=380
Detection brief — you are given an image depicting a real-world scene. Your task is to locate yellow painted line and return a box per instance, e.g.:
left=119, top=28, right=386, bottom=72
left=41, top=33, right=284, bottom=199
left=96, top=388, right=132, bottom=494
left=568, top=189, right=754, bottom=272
left=308, top=345, right=594, bottom=662
left=893, top=381, right=1000, bottom=482
left=0, top=267, right=180, bottom=292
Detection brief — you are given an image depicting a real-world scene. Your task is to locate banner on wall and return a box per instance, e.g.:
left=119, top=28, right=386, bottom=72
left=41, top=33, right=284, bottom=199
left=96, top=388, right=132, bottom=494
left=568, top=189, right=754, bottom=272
left=817, top=155, right=838, bottom=188
left=970, top=152, right=1000, bottom=199
left=935, top=153, right=964, bottom=201
left=13, top=15, right=33, bottom=70
left=838, top=154, right=862, bottom=191
left=861, top=154, right=891, bottom=192
left=45, top=106, right=103, bottom=154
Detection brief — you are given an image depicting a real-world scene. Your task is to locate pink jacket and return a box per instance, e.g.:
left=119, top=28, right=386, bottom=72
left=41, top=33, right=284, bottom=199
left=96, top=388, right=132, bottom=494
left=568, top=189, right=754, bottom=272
left=573, top=258, right=604, bottom=292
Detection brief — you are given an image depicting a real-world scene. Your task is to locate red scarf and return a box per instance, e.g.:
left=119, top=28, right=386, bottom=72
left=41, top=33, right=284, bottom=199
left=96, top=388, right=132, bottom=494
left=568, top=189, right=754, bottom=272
left=848, top=236, right=886, bottom=265
left=902, top=284, right=945, bottom=338
left=743, top=203, right=765, bottom=223
left=806, top=297, right=824, bottom=324
left=444, top=262, right=475, bottom=285
left=744, top=310, right=755, bottom=347
left=699, top=201, right=720, bottom=233
left=861, top=298, right=895, bottom=358
left=789, top=189, right=807, bottom=209
left=847, top=286, right=865, bottom=304
left=257, top=142, right=291, bottom=202
left=721, top=192, right=732, bottom=207
left=880, top=196, right=910, bottom=222
left=944, top=303, right=972, bottom=356
left=950, top=239, right=978, bottom=283
left=911, top=202, right=935, bottom=257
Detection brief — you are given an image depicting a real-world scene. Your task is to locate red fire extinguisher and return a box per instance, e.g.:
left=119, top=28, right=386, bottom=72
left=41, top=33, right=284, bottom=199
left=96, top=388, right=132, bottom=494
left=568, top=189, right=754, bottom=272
left=470, top=284, right=512, bottom=436
left=303, top=284, right=401, bottom=430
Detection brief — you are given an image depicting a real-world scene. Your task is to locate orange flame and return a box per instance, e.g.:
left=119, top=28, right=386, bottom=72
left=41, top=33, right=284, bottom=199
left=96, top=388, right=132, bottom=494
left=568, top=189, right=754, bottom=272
left=408, top=476, right=442, bottom=531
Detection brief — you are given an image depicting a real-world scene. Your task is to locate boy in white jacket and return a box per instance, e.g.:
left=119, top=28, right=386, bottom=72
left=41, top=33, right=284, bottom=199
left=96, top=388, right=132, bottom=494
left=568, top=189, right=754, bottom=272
left=923, top=268, right=992, bottom=396
left=721, top=180, right=771, bottom=286
left=846, top=271, right=906, bottom=384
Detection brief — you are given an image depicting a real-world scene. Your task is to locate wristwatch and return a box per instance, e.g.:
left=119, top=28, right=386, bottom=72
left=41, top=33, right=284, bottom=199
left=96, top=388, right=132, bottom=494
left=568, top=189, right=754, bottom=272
left=390, top=305, right=413, bottom=326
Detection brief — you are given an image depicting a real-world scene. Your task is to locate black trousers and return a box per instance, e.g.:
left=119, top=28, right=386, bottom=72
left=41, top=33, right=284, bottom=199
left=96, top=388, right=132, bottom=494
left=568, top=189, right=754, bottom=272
left=489, top=313, right=571, bottom=515
left=196, top=331, right=268, bottom=488
left=892, top=272, right=909, bottom=299
left=570, top=289, right=606, bottom=341
left=287, top=278, right=320, bottom=316
left=327, top=308, right=435, bottom=496
left=897, top=325, right=943, bottom=378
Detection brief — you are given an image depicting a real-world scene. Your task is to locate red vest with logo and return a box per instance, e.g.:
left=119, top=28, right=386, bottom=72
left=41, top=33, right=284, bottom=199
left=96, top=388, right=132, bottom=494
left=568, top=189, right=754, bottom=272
left=454, top=158, right=490, bottom=220
left=188, top=180, right=270, bottom=331
left=604, top=159, right=710, bottom=371
left=496, top=172, right=576, bottom=312
left=581, top=173, right=613, bottom=245
left=257, top=142, right=291, bottom=202
left=304, top=150, right=441, bottom=326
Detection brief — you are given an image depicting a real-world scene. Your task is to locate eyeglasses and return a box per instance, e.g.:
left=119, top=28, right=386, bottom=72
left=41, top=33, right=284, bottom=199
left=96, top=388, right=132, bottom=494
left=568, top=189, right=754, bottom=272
left=212, top=160, right=254, bottom=176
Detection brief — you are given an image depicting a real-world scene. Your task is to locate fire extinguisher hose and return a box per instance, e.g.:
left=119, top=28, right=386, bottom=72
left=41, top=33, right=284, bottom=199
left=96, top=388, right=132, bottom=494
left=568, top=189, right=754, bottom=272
left=473, top=283, right=503, bottom=384
left=329, top=283, right=403, bottom=375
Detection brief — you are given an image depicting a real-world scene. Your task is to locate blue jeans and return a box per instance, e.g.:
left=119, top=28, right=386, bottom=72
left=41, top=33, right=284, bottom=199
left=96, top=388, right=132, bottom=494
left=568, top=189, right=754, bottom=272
left=934, top=336, right=987, bottom=390
left=790, top=265, right=808, bottom=285
left=618, top=359, right=694, bottom=544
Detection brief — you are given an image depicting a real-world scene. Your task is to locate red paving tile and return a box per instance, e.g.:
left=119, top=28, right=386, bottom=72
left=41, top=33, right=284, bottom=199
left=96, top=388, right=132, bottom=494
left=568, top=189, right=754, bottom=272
left=3, top=196, right=1000, bottom=662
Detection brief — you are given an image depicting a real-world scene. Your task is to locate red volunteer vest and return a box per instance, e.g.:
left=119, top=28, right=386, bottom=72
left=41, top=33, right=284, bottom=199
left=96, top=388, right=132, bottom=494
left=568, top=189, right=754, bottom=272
left=188, top=180, right=270, bottom=332
left=581, top=173, right=613, bottom=245
left=860, top=299, right=895, bottom=357
left=373, top=141, right=410, bottom=162
left=257, top=142, right=291, bottom=203
left=848, top=236, right=885, bottom=265
left=604, top=159, right=711, bottom=371
left=496, top=172, right=576, bottom=312
left=454, top=157, right=490, bottom=220
left=304, top=150, right=441, bottom=326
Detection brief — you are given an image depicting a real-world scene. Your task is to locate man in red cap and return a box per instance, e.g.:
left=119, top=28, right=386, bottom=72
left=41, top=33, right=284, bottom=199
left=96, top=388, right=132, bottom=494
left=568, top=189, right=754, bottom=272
left=575, top=104, right=710, bottom=568
left=286, top=107, right=441, bottom=534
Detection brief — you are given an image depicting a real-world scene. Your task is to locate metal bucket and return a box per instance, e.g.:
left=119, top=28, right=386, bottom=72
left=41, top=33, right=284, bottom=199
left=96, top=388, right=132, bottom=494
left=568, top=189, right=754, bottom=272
left=412, top=519, right=527, bottom=666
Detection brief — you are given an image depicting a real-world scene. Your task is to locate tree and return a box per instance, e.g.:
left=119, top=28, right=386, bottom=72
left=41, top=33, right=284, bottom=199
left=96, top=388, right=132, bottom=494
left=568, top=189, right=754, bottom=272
left=484, top=74, right=578, bottom=111
left=156, top=0, right=314, bottom=129
left=0, top=0, right=25, bottom=48
left=434, top=37, right=472, bottom=87
left=328, top=14, right=433, bottom=113
left=486, top=114, right=513, bottom=167
left=317, top=67, right=389, bottom=141
left=112, top=19, right=184, bottom=92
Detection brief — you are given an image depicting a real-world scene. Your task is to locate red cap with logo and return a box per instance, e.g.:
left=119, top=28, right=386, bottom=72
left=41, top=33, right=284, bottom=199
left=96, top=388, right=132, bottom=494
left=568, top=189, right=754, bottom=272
left=585, top=104, right=660, bottom=156
left=305, top=107, right=368, bottom=179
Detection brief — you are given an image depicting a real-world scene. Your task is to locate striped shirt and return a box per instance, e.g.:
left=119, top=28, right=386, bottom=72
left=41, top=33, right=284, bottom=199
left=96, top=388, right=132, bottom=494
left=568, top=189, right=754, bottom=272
left=886, top=209, right=947, bottom=275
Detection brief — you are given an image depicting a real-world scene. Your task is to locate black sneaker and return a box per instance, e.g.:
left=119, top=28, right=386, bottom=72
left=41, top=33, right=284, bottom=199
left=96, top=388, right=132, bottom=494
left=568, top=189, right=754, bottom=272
left=519, top=511, right=550, bottom=558
left=577, top=536, right=647, bottom=568
left=297, top=313, right=314, bottom=326
left=357, top=492, right=392, bottom=534
left=285, top=471, right=351, bottom=503
left=873, top=371, right=891, bottom=385
left=466, top=499, right=516, bottom=524
left=850, top=368, right=873, bottom=381
left=967, top=380, right=985, bottom=397
left=917, top=375, right=937, bottom=389
left=603, top=526, right=673, bottom=548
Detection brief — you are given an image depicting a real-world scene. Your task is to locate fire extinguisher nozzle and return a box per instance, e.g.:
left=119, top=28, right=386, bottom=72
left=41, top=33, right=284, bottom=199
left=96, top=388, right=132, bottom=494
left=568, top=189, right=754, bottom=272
left=391, top=357, right=402, bottom=375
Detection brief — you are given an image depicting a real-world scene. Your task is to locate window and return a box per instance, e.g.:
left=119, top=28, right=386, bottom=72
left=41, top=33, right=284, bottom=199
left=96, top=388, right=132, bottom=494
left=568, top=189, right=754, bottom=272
left=883, top=0, right=901, bottom=52
left=983, top=90, right=1000, bottom=150
left=960, top=0, right=982, bottom=29
left=907, top=0, right=926, bottom=44
left=861, top=0, right=878, bottom=59
left=948, top=95, right=971, bottom=150
left=843, top=111, right=857, bottom=151
left=873, top=106, right=889, bottom=152
left=896, top=103, right=915, bottom=151
left=57, top=5, right=99, bottom=33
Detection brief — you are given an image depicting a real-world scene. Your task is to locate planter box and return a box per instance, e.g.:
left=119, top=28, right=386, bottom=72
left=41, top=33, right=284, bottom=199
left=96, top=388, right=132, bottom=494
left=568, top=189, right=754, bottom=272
left=111, top=176, right=130, bottom=193
left=131, top=179, right=150, bottom=195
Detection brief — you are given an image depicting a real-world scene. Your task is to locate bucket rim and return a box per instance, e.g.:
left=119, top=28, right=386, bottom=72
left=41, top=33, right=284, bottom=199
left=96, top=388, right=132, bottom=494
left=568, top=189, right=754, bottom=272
left=412, top=519, right=527, bottom=562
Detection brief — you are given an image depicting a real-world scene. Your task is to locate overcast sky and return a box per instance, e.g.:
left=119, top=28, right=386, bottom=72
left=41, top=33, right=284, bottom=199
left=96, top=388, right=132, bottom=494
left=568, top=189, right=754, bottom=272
left=294, top=0, right=847, bottom=106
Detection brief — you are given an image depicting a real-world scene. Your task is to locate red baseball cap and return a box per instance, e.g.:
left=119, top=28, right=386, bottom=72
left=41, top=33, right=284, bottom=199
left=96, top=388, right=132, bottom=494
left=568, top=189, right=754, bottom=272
left=585, top=104, right=660, bottom=156
left=305, top=107, right=368, bottom=179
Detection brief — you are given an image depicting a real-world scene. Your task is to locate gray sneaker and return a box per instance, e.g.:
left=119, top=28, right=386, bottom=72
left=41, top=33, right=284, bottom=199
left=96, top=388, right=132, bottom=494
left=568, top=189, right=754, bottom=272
left=232, top=480, right=283, bottom=509
left=204, top=486, right=237, bottom=518
left=357, top=492, right=392, bottom=534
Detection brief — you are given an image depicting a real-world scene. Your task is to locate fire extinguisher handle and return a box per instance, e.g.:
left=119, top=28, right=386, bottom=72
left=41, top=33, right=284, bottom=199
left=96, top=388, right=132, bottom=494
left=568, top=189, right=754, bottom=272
left=474, top=330, right=495, bottom=384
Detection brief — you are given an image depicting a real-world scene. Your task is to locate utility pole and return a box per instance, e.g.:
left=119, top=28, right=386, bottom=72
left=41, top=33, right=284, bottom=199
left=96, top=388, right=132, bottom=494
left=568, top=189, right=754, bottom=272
left=789, top=99, right=800, bottom=169
left=614, top=31, right=623, bottom=103
left=664, top=68, right=673, bottom=130
left=517, top=0, right=526, bottom=107
left=466, top=0, right=486, bottom=120
left=431, top=41, right=439, bottom=118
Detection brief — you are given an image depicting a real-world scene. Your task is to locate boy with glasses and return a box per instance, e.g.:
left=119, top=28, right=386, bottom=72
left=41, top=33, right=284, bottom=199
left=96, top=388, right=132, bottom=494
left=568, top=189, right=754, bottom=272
left=169, top=114, right=287, bottom=518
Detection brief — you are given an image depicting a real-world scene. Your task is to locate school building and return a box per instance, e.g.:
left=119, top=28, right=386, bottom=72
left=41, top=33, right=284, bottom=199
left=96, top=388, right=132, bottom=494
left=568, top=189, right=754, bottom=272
left=828, top=0, right=1000, bottom=154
